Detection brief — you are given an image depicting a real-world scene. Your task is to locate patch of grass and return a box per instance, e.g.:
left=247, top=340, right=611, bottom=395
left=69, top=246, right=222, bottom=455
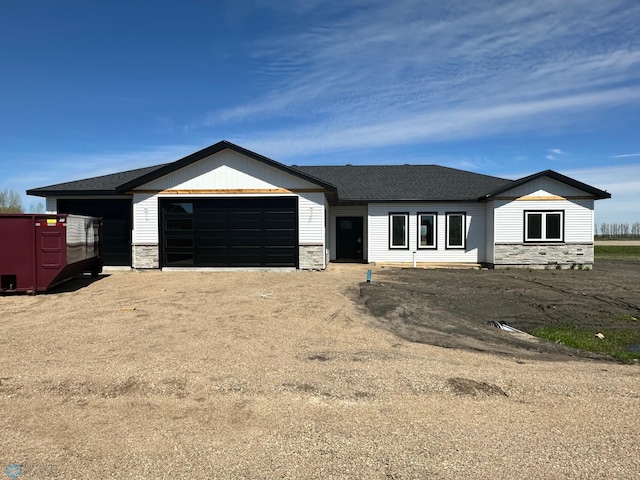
left=608, top=313, right=639, bottom=323
left=595, top=245, right=640, bottom=261
left=532, top=323, right=640, bottom=363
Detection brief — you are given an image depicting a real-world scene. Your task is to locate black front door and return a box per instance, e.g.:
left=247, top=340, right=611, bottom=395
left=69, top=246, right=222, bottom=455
left=336, top=216, right=363, bottom=260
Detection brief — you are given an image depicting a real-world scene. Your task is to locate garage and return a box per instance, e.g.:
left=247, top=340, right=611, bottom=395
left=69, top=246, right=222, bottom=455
left=160, top=197, right=298, bottom=268
left=57, top=198, right=132, bottom=266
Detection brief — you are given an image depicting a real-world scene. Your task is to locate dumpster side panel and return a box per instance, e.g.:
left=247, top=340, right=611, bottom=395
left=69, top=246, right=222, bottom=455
left=0, top=215, right=37, bottom=292
left=1, top=214, right=103, bottom=293
left=36, top=215, right=103, bottom=292
left=35, top=216, right=67, bottom=292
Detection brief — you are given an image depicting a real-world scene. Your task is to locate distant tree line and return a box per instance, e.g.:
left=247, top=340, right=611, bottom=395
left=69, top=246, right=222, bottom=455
left=596, top=222, right=640, bottom=238
left=0, top=188, right=44, bottom=213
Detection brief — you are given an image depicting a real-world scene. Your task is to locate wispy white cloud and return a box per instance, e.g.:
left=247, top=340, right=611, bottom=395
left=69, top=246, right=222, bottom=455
left=195, top=0, right=640, bottom=156
left=549, top=149, right=567, bottom=156
left=611, top=152, right=640, bottom=158
left=234, top=86, right=640, bottom=160
left=546, top=148, right=569, bottom=161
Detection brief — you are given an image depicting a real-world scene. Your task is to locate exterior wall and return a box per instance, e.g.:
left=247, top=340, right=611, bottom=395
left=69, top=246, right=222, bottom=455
left=494, top=199, right=594, bottom=244
left=491, top=178, right=596, bottom=267
left=367, top=203, right=486, bottom=263
left=131, top=193, right=160, bottom=269
left=129, top=151, right=328, bottom=270
left=298, top=192, right=326, bottom=245
left=131, top=191, right=327, bottom=270
left=324, top=197, right=331, bottom=265
left=485, top=200, right=495, bottom=264
left=132, top=193, right=159, bottom=244
left=328, top=205, right=368, bottom=261
left=298, top=192, right=327, bottom=269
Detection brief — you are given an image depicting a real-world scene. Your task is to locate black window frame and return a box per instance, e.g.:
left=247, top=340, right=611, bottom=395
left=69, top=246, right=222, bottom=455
left=524, top=210, right=565, bottom=243
left=389, top=212, right=409, bottom=250
left=417, top=212, right=437, bottom=249
left=445, top=212, right=466, bottom=250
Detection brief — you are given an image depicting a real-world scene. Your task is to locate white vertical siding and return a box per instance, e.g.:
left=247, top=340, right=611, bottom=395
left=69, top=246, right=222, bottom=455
left=498, top=177, right=591, bottom=198
left=298, top=192, right=326, bottom=245
left=367, top=203, right=486, bottom=263
left=494, top=199, right=594, bottom=243
left=328, top=205, right=368, bottom=261
left=485, top=200, right=495, bottom=263
left=132, top=194, right=159, bottom=244
left=136, top=150, right=321, bottom=191
left=324, top=197, right=330, bottom=265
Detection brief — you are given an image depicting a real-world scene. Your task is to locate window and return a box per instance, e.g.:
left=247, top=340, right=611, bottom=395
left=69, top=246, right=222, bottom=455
left=165, top=218, right=193, bottom=231
left=165, top=236, right=194, bottom=248
left=340, top=219, right=353, bottom=230
left=389, top=213, right=409, bottom=249
left=163, top=202, right=193, bottom=214
left=418, top=213, right=437, bottom=249
left=446, top=212, right=466, bottom=249
left=525, top=211, right=564, bottom=242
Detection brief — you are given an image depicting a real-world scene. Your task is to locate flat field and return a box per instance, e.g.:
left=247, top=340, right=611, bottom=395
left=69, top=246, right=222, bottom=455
left=0, top=262, right=638, bottom=479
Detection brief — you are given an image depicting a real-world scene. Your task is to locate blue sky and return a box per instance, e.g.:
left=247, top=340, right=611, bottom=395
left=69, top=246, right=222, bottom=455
left=1, top=0, right=638, bottom=225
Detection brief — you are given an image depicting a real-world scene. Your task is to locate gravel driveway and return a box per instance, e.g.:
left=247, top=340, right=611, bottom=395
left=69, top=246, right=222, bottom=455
left=1, top=265, right=638, bottom=479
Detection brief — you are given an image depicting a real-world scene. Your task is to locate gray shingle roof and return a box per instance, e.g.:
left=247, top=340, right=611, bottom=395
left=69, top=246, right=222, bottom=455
left=293, top=165, right=512, bottom=202
left=28, top=140, right=337, bottom=197
left=483, top=169, right=610, bottom=200
left=27, top=141, right=609, bottom=203
left=27, top=164, right=168, bottom=196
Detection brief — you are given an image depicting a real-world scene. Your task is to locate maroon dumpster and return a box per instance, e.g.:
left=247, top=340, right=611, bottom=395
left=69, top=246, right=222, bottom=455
left=0, top=214, right=103, bottom=293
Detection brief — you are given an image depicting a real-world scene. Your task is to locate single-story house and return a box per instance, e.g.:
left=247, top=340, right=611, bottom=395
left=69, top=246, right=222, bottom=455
left=27, top=140, right=611, bottom=270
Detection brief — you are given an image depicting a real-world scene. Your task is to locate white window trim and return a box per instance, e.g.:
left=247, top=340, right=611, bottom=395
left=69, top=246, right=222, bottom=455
left=524, top=210, right=564, bottom=242
left=446, top=212, right=466, bottom=249
left=389, top=213, right=409, bottom=249
left=417, top=212, right=437, bottom=249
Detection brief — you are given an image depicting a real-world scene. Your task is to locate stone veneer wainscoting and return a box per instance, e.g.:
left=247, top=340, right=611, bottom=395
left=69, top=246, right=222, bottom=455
left=133, top=244, right=160, bottom=269
left=493, top=243, right=593, bottom=269
left=299, top=245, right=326, bottom=270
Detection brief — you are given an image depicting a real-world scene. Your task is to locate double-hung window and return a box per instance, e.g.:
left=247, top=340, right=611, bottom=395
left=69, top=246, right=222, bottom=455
left=389, top=213, right=409, bottom=249
left=524, top=211, right=564, bottom=242
left=446, top=212, right=466, bottom=249
left=418, top=213, right=437, bottom=249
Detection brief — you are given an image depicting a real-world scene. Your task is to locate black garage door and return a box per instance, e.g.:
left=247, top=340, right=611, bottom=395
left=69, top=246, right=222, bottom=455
left=160, top=198, right=298, bottom=268
left=57, top=199, right=132, bottom=266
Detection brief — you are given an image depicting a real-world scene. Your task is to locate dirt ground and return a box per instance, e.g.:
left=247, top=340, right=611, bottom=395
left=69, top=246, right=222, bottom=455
left=362, top=260, right=640, bottom=361
left=1, top=263, right=639, bottom=479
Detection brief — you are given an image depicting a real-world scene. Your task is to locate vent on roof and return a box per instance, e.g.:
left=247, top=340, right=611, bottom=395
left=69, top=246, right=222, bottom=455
left=346, top=164, right=353, bottom=166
